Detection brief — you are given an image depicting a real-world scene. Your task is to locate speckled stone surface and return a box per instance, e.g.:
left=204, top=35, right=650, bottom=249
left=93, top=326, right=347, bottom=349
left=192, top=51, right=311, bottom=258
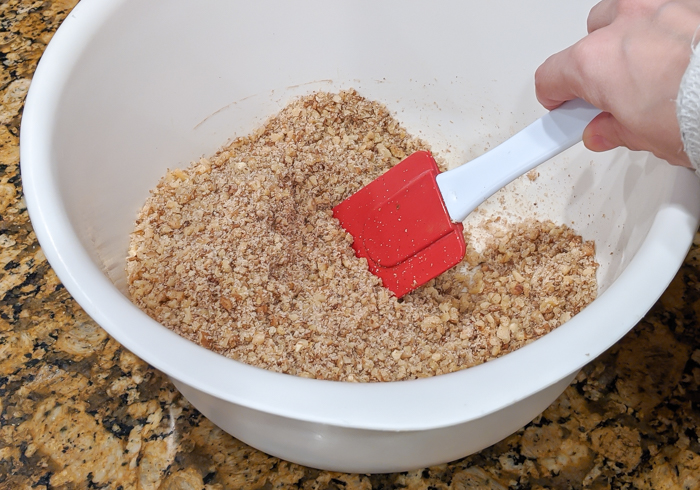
left=4, top=1, right=700, bottom=488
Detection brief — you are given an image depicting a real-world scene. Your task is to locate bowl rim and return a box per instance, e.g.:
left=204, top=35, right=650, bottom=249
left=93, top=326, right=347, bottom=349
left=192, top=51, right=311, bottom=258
left=19, top=0, right=700, bottom=432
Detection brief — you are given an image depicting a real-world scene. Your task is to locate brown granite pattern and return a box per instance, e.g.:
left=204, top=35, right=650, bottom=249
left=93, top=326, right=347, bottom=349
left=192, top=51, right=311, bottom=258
left=3, top=0, right=700, bottom=488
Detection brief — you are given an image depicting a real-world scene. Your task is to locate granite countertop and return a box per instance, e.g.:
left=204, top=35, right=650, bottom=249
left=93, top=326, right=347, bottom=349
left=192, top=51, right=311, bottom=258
left=4, top=1, right=700, bottom=489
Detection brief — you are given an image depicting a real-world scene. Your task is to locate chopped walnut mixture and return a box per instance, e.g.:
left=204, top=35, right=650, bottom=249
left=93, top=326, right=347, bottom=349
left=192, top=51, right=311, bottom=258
left=126, top=90, right=598, bottom=382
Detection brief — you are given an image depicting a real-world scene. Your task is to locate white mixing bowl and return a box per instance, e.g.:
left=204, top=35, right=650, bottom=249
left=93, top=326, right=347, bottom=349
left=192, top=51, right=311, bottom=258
left=20, top=0, right=700, bottom=473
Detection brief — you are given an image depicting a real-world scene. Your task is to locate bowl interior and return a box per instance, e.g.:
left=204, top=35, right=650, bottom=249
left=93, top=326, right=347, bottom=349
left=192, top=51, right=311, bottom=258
left=21, top=0, right=700, bottom=431
left=48, top=0, right=674, bottom=294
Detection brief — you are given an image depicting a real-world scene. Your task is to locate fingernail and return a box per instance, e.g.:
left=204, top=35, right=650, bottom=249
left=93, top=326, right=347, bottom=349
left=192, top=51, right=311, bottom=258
left=584, top=133, right=616, bottom=152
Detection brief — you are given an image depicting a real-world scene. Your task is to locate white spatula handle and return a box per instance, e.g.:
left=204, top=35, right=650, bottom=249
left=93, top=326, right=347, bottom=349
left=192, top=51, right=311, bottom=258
left=436, top=99, right=602, bottom=223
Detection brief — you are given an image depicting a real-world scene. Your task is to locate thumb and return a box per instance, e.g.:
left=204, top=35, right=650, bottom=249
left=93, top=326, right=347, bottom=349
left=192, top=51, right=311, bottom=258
left=582, top=110, right=693, bottom=167
left=582, top=111, right=640, bottom=153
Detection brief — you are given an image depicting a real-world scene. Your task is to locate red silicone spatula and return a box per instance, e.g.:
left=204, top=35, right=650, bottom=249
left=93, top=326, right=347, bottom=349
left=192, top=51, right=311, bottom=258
left=333, top=99, right=601, bottom=297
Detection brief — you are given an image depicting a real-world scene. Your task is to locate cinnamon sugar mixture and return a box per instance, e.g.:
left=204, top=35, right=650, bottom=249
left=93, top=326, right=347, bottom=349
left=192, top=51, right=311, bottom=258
left=126, top=90, right=597, bottom=382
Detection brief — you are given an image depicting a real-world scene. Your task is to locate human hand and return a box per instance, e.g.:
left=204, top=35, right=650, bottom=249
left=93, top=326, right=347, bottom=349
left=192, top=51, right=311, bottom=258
left=535, top=0, right=700, bottom=167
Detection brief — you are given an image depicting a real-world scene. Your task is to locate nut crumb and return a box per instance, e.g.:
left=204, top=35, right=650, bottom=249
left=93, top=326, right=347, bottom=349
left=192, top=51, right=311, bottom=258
left=126, top=90, right=598, bottom=382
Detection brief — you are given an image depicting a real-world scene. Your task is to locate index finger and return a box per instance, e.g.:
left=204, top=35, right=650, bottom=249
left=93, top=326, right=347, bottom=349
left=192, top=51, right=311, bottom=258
left=534, top=44, right=585, bottom=110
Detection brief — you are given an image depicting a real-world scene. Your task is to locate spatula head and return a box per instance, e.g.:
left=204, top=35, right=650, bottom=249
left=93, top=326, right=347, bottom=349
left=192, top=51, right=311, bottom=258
left=332, top=151, right=466, bottom=297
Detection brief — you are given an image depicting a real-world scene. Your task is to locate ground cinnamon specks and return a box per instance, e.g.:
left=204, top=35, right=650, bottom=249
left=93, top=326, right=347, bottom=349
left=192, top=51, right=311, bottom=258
left=126, top=89, right=598, bottom=382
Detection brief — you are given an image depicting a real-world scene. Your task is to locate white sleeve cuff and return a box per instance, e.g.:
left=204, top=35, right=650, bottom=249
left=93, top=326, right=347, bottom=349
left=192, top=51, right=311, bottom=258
left=677, top=43, right=700, bottom=176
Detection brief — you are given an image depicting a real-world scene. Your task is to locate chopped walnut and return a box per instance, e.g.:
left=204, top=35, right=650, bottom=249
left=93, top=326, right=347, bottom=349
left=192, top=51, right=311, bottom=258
left=126, top=90, right=598, bottom=382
